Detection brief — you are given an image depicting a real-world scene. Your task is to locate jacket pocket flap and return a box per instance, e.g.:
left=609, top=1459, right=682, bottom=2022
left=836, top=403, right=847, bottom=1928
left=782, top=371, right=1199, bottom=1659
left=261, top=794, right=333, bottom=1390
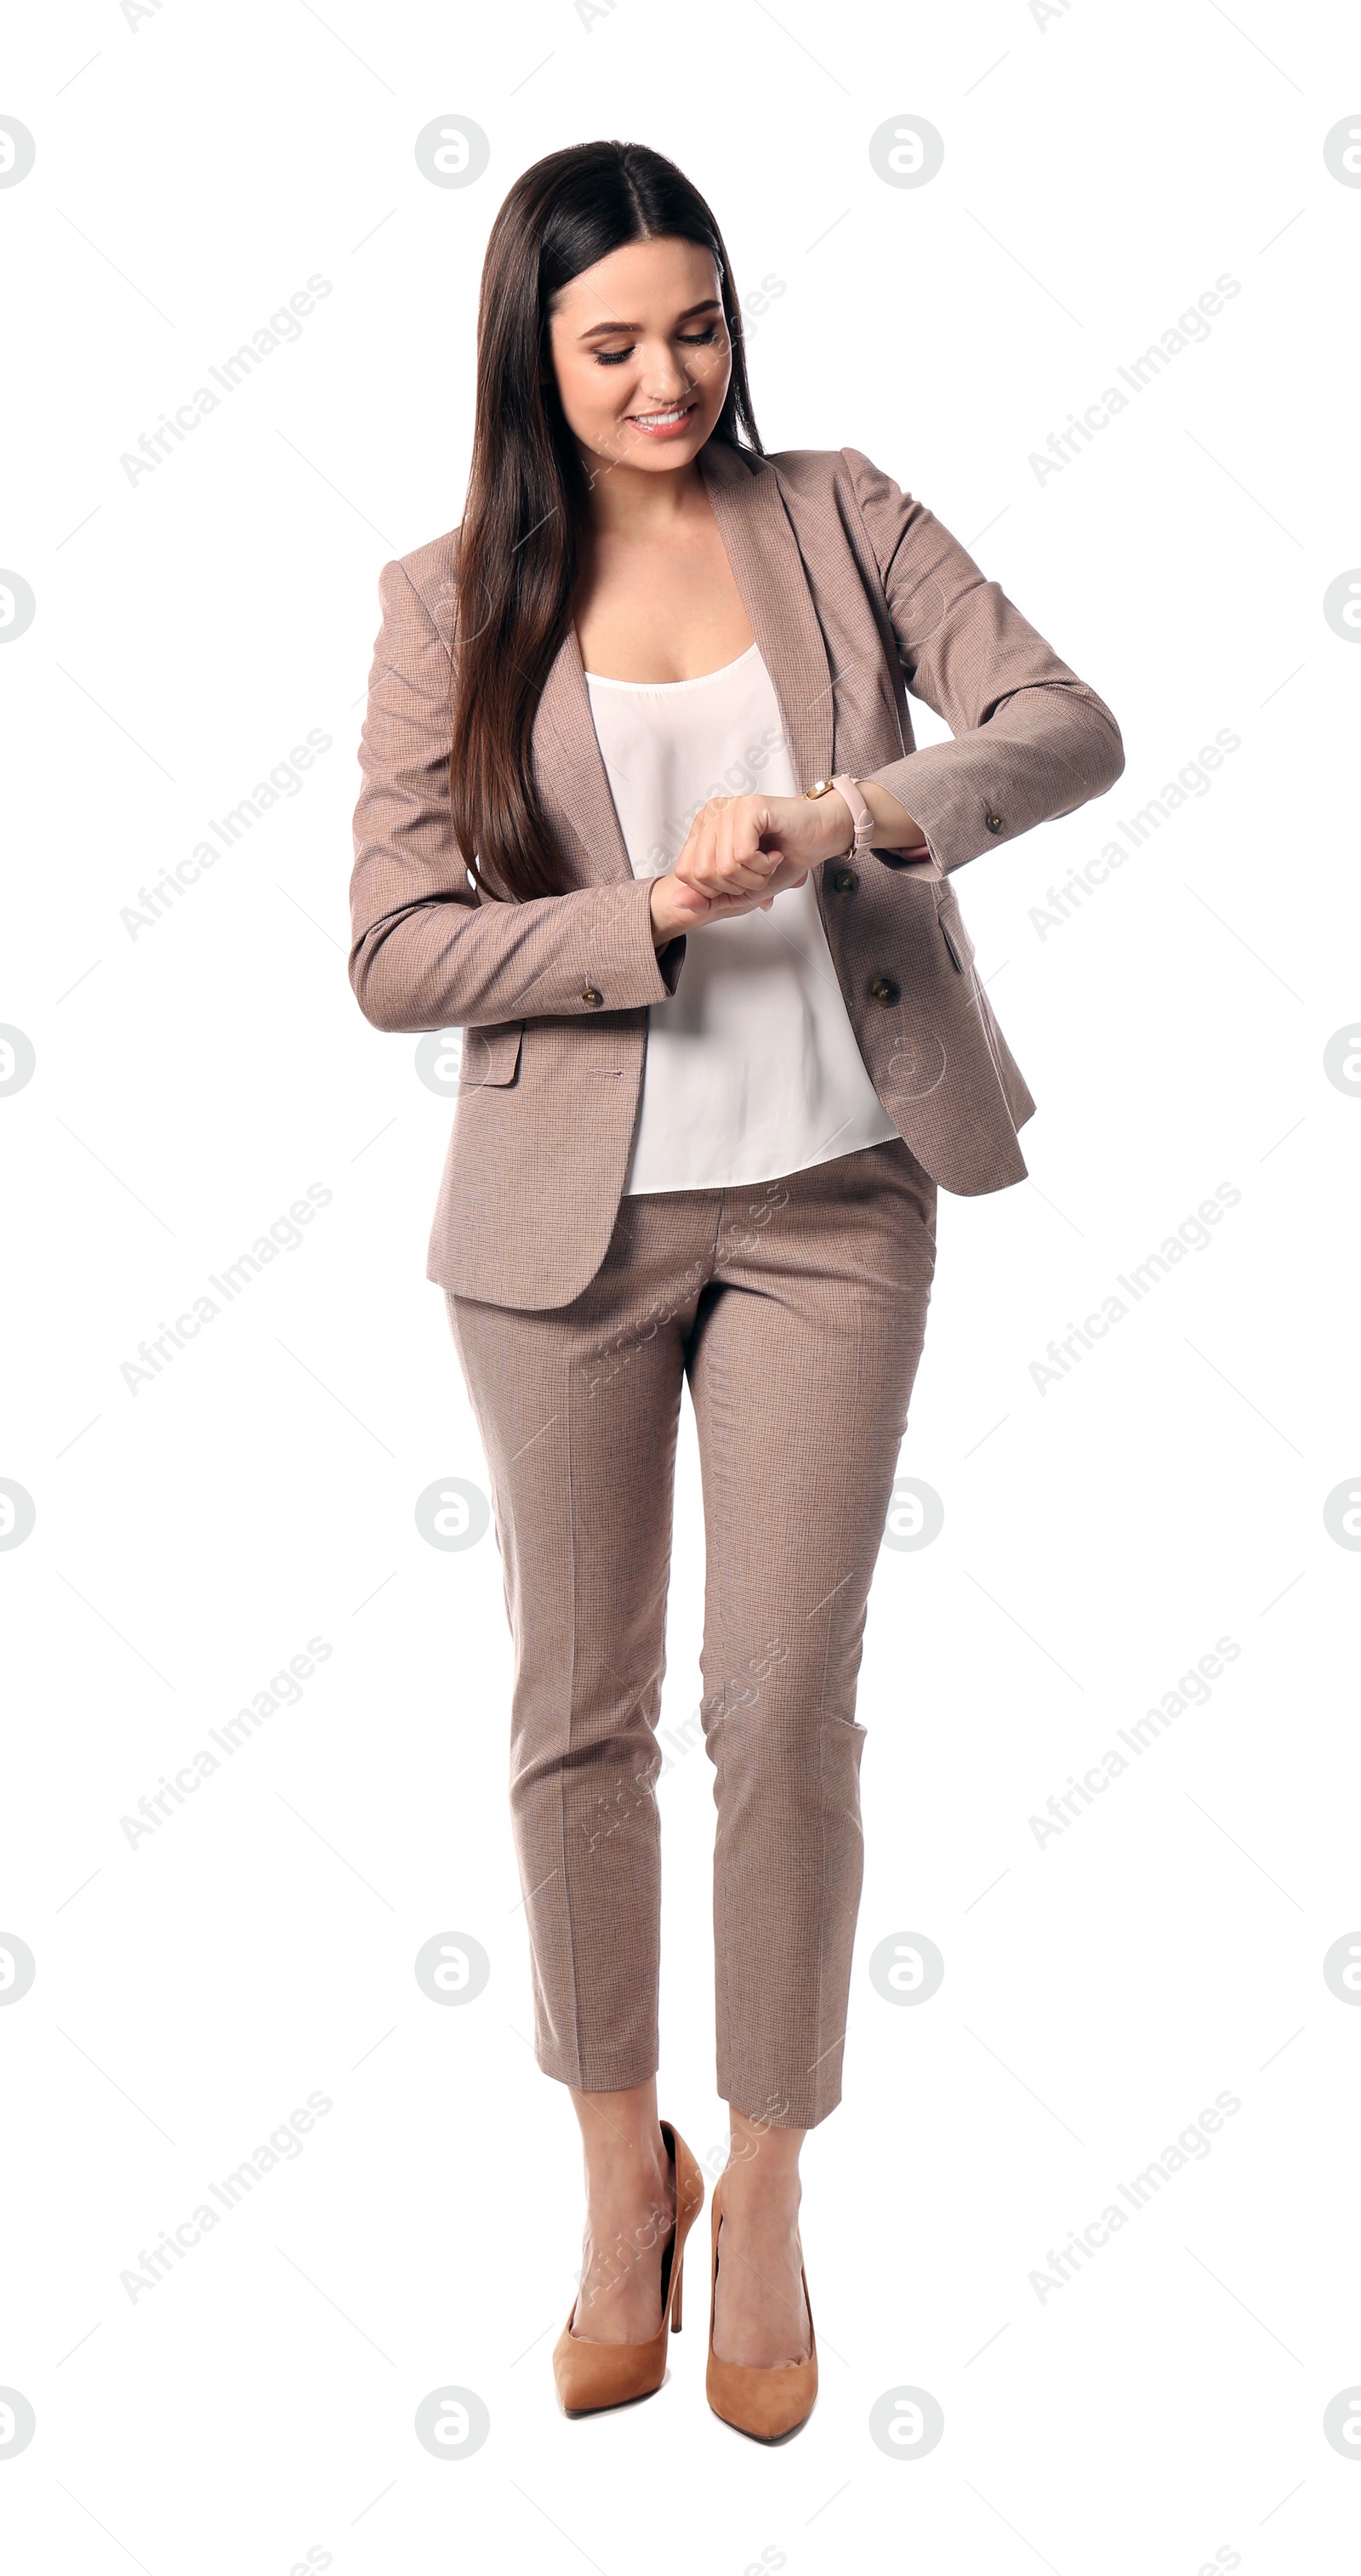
left=458, top=1022, right=524, bottom=1088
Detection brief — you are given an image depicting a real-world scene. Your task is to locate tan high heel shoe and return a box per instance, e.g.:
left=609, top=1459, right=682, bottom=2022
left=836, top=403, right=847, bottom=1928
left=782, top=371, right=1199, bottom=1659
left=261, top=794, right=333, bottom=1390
left=552, top=2120, right=704, bottom=2416
left=705, top=2174, right=818, bottom=2440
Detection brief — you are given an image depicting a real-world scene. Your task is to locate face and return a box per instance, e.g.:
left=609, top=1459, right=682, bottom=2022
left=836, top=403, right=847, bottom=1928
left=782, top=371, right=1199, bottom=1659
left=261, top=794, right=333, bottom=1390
left=545, top=235, right=732, bottom=478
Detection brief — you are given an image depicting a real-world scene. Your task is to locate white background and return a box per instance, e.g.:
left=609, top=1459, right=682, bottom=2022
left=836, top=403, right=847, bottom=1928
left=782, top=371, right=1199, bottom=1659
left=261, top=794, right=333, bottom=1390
left=2, top=2, right=1358, bottom=2569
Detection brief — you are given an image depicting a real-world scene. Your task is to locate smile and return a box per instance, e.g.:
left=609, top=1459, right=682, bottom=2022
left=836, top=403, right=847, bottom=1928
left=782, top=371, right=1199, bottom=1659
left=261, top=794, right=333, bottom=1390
left=625, top=401, right=698, bottom=435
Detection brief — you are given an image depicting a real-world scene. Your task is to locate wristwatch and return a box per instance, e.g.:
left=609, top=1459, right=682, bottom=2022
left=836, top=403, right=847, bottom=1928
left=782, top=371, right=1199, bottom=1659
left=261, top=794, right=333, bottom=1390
left=805, top=772, right=932, bottom=863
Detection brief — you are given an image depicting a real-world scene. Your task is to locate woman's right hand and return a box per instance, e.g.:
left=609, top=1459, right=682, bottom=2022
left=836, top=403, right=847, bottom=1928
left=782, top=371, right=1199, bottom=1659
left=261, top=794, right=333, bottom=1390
left=646, top=791, right=815, bottom=946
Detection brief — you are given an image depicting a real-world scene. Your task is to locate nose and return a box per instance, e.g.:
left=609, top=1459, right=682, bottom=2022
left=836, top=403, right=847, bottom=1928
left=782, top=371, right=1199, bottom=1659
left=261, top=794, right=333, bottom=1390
left=634, top=346, right=693, bottom=405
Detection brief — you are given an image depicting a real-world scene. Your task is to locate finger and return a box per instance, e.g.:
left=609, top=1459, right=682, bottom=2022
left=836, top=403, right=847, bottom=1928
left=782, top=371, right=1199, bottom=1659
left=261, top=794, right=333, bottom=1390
left=726, top=795, right=773, bottom=891
left=732, top=794, right=764, bottom=866
left=678, top=796, right=724, bottom=877
left=675, top=808, right=715, bottom=892
left=718, top=803, right=768, bottom=892
left=693, top=800, right=729, bottom=893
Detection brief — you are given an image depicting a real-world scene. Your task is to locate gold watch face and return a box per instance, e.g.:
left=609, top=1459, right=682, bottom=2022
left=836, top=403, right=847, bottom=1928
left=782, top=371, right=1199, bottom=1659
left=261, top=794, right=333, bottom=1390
left=806, top=778, right=834, bottom=798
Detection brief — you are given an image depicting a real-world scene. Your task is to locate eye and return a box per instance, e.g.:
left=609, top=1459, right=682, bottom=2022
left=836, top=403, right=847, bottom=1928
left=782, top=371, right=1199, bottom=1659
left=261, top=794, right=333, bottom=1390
left=590, top=324, right=722, bottom=367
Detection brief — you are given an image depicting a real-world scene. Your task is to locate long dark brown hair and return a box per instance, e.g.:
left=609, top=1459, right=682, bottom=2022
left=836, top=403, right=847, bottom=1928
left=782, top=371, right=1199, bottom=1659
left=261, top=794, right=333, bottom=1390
left=448, top=140, right=764, bottom=904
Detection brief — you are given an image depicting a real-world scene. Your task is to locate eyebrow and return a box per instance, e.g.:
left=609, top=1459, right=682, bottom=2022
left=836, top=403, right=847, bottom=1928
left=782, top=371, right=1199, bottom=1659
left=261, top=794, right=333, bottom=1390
left=576, top=298, right=723, bottom=340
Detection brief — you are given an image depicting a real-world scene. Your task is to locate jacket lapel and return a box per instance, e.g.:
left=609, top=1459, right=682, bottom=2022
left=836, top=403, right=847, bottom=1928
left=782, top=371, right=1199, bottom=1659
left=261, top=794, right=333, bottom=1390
left=530, top=440, right=834, bottom=890
left=698, top=437, right=834, bottom=795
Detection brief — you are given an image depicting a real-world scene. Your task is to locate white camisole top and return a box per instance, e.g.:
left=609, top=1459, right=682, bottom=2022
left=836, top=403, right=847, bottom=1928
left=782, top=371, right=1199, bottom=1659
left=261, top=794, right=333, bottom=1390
left=584, top=641, right=899, bottom=1195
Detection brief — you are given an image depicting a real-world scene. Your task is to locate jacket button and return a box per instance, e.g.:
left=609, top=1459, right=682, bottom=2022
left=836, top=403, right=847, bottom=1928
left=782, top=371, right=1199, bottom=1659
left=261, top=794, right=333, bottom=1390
left=985, top=812, right=1003, bottom=834
left=832, top=867, right=859, bottom=895
left=868, top=974, right=900, bottom=1007
left=581, top=984, right=604, bottom=1009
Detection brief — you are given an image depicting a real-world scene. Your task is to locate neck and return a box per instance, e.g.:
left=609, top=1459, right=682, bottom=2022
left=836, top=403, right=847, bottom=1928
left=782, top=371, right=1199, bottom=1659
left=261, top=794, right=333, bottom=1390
left=577, top=447, right=707, bottom=544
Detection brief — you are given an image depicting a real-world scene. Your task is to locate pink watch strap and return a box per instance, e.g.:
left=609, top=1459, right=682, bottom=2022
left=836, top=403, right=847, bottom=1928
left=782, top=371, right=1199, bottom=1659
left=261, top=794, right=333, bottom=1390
left=829, top=773, right=874, bottom=858
left=830, top=772, right=933, bottom=864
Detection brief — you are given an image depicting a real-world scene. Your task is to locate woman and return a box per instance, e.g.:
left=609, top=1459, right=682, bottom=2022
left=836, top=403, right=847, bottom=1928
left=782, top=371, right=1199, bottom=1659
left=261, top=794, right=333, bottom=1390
left=350, top=139, right=1122, bottom=2438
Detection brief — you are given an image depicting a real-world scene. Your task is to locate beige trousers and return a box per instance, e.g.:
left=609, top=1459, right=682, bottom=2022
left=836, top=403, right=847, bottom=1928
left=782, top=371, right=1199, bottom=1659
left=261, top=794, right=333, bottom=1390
left=445, top=1137, right=937, bottom=2129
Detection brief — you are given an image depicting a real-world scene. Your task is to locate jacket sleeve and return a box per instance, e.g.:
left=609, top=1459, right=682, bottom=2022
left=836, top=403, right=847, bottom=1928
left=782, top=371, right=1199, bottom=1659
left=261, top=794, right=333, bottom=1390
left=349, top=557, right=686, bottom=1032
left=841, top=447, right=1125, bottom=875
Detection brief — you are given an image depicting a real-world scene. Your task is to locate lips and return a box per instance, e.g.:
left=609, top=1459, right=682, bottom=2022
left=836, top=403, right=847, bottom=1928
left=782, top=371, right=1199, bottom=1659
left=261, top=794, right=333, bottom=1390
left=625, top=401, right=698, bottom=434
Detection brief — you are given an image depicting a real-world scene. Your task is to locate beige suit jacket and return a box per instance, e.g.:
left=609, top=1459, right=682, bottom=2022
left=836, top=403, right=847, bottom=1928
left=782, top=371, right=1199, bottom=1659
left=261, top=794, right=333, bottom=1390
left=350, top=438, right=1124, bottom=1308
